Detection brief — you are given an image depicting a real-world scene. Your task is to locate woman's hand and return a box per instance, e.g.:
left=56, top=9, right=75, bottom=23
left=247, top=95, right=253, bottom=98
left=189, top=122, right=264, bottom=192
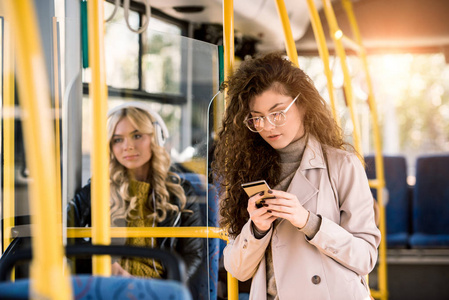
left=263, top=190, right=310, bottom=229
left=247, top=191, right=277, bottom=232
left=111, top=262, right=132, bottom=277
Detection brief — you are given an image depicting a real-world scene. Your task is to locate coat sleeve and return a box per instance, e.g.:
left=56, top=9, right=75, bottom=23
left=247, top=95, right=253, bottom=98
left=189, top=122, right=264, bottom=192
left=175, top=180, right=204, bottom=279
left=309, top=152, right=381, bottom=275
left=223, top=220, right=272, bottom=281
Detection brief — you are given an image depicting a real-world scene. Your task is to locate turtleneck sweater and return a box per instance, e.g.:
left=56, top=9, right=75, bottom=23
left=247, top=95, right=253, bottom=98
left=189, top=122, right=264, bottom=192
left=274, top=134, right=307, bottom=191
left=256, top=135, right=322, bottom=300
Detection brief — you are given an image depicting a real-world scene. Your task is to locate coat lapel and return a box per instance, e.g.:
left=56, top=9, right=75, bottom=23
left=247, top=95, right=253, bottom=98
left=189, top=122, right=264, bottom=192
left=286, top=135, right=326, bottom=206
left=287, top=171, right=318, bottom=206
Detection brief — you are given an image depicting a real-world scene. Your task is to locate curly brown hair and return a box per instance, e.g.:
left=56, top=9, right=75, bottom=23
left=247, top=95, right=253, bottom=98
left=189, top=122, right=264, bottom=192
left=212, top=52, right=351, bottom=238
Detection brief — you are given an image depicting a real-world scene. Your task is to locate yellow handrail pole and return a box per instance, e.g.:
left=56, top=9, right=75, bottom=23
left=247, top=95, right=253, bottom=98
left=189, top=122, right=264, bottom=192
left=52, top=17, right=63, bottom=244
left=340, top=34, right=363, bottom=53
left=305, top=0, right=340, bottom=126
left=340, top=0, right=385, bottom=187
left=341, top=1, right=388, bottom=299
left=227, top=239, right=239, bottom=300
left=68, top=225, right=242, bottom=299
left=321, top=0, right=363, bottom=155
left=68, top=226, right=239, bottom=299
left=340, top=0, right=362, bottom=47
left=223, top=0, right=234, bottom=87
left=67, top=226, right=228, bottom=239
left=87, top=0, right=111, bottom=275
left=2, top=15, right=15, bottom=253
left=2, top=1, right=72, bottom=299
left=274, top=0, right=299, bottom=67
left=222, top=1, right=239, bottom=299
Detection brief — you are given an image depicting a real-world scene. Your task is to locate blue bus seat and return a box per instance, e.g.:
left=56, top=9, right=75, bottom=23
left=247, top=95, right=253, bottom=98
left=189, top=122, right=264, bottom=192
left=0, top=245, right=192, bottom=300
left=178, top=172, right=207, bottom=193
left=410, top=154, right=449, bottom=248
left=0, top=275, right=192, bottom=300
left=365, top=155, right=411, bottom=247
left=178, top=172, right=220, bottom=300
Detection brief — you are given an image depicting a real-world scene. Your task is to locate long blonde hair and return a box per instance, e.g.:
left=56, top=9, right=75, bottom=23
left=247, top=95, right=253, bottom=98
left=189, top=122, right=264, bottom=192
left=107, top=106, right=186, bottom=225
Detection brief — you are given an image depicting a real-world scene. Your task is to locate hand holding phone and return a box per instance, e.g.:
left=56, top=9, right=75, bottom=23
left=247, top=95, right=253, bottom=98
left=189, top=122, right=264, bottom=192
left=241, top=180, right=274, bottom=208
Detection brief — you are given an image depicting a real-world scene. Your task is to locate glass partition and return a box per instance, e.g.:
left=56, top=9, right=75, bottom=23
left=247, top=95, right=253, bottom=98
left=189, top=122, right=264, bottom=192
left=1, top=6, right=220, bottom=299
left=78, top=28, right=219, bottom=299
left=1, top=14, right=33, bottom=253
left=0, top=11, right=64, bottom=278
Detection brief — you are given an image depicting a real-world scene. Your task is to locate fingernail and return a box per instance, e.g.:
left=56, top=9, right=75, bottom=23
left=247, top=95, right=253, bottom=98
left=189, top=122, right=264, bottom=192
left=259, top=191, right=264, bottom=196
left=260, top=200, right=265, bottom=204
left=267, top=210, right=272, bottom=213
left=263, top=204, right=269, bottom=207
left=268, top=190, right=273, bottom=194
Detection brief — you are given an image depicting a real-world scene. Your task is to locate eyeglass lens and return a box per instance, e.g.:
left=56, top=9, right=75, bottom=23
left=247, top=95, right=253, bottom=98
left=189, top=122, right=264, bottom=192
left=246, top=112, right=287, bottom=132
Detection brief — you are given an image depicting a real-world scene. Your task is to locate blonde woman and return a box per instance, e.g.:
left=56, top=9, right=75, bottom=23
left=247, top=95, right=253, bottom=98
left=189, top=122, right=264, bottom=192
left=68, top=102, right=202, bottom=280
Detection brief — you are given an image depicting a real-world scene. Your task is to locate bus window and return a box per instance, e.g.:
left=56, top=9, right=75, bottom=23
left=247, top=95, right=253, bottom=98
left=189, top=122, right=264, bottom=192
left=298, top=54, right=449, bottom=180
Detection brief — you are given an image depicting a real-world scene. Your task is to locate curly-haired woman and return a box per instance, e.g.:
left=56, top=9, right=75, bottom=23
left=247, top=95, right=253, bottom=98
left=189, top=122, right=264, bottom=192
left=68, top=102, right=202, bottom=280
left=212, top=52, right=380, bottom=300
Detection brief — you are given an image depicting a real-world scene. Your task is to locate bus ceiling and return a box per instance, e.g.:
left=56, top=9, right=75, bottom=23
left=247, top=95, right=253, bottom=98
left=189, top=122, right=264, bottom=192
left=149, top=0, right=449, bottom=59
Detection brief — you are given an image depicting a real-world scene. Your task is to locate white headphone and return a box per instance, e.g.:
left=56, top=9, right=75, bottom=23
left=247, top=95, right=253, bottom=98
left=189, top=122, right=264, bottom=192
left=107, top=101, right=169, bottom=147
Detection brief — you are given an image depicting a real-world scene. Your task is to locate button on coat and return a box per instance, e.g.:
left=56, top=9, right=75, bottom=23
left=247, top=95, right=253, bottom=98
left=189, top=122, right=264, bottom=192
left=311, top=275, right=321, bottom=285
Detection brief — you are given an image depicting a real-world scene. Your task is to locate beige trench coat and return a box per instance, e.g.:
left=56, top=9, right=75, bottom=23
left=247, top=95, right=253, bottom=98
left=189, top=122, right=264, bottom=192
left=224, top=136, right=381, bottom=300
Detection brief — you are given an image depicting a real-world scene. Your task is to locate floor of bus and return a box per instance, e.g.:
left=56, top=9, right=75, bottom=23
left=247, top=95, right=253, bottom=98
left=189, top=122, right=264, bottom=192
left=368, top=248, right=449, bottom=300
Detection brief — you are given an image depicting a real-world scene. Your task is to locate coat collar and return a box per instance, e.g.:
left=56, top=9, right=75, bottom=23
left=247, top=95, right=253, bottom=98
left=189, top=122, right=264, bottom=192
left=298, top=134, right=326, bottom=171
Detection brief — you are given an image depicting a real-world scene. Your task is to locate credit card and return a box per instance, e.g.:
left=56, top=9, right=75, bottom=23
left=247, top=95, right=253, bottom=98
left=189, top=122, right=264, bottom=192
left=241, top=180, right=274, bottom=207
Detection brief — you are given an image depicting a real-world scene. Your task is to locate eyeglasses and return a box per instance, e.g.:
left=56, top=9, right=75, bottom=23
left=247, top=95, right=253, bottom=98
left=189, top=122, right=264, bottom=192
left=243, top=93, right=300, bottom=132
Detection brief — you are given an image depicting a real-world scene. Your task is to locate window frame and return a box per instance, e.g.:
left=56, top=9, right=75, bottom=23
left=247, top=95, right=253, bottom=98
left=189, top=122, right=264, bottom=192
left=87, top=0, right=189, bottom=105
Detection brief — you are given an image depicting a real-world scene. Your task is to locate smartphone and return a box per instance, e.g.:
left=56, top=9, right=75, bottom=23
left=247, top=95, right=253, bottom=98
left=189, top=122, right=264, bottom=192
left=241, top=180, right=274, bottom=208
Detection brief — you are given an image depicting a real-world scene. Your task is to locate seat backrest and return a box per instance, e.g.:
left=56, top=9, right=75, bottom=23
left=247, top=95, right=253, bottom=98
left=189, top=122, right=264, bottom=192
left=178, top=173, right=220, bottom=300
left=0, top=275, right=192, bottom=300
left=365, top=155, right=410, bottom=247
left=411, top=154, right=449, bottom=247
left=0, top=245, right=192, bottom=300
left=0, top=245, right=187, bottom=283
